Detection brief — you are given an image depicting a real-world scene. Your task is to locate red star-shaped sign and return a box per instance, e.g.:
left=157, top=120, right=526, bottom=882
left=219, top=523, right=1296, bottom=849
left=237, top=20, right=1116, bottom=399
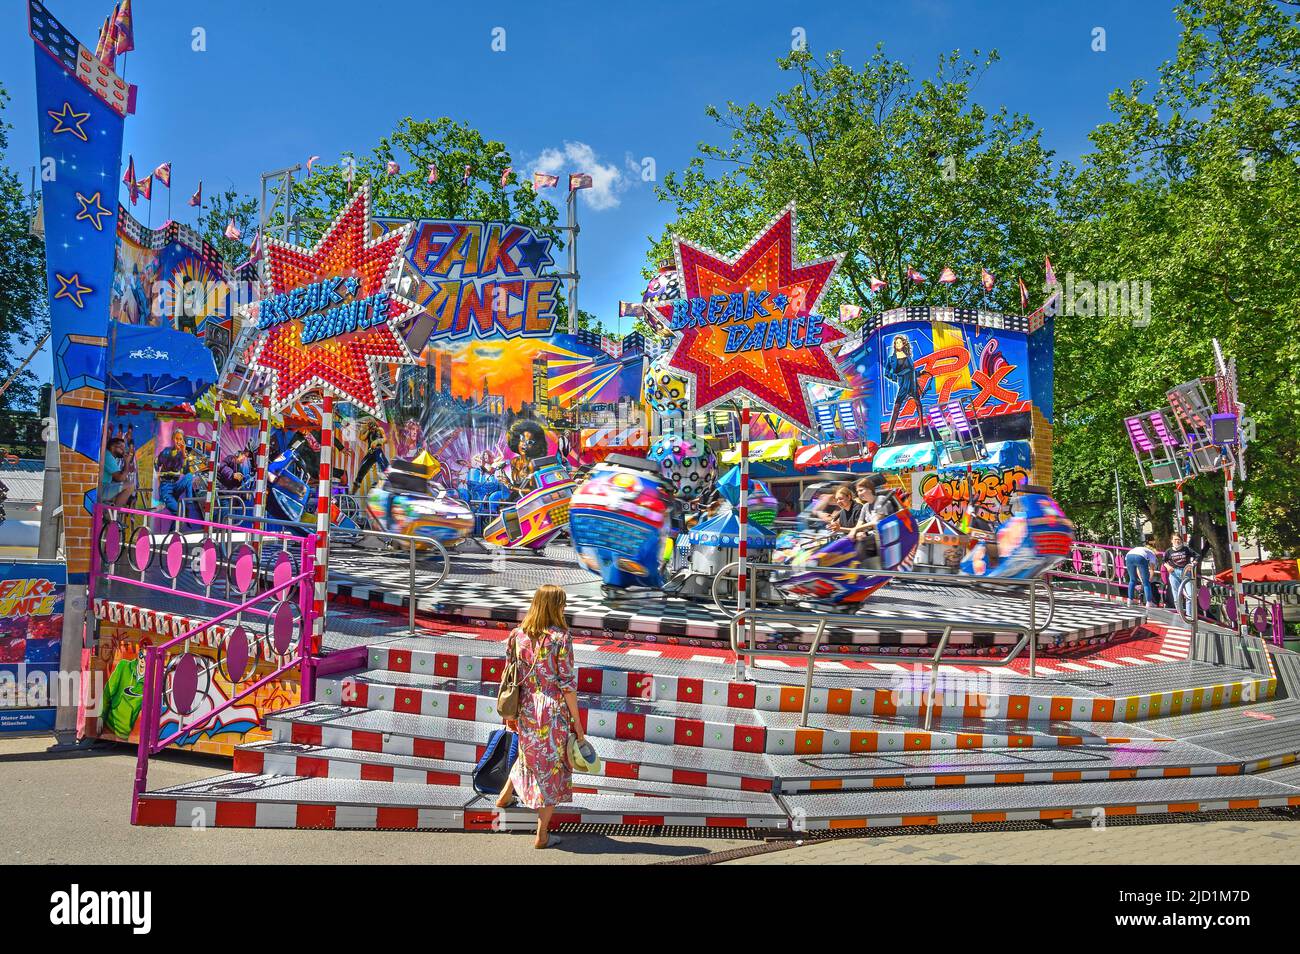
left=246, top=183, right=418, bottom=417
left=656, top=203, right=846, bottom=430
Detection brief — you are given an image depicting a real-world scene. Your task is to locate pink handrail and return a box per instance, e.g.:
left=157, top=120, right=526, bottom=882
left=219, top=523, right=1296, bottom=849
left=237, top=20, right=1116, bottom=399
left=104, top=503, right=305, bottom=541
left=87, top=501, right=321, bottom=823
left=129, top=538, right=317, bottom=823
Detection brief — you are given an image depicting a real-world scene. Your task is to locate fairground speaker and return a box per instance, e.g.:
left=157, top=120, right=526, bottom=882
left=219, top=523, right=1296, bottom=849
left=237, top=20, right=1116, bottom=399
left=1210, top=413, right=1238, bottom=446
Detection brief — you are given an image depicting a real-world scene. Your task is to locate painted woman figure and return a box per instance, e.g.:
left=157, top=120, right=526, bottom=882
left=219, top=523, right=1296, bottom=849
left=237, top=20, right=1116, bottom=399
left=882, top=334, right=923, bottom=446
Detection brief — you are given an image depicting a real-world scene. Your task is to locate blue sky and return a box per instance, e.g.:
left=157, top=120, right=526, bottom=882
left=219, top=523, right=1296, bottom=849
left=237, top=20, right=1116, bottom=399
left=2, top=0, right=1186, bottom=383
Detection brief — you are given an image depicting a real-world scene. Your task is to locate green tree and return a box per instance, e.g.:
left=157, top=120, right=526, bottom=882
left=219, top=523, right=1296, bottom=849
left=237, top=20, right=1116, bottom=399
left=647, top=48, right=1062, bottom=322
left=198, top=186, right=259, bottom=266
left=0, top=82, right=48, bottom=415
left=291, top=117, right=559, bottom=241
left=1055, top=0, right=1300, bottom=564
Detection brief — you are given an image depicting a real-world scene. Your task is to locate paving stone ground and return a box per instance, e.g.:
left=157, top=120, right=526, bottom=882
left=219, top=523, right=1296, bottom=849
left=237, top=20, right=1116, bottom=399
left=724, top=817, right=1300, bottom=865
left=5, top=735, right=1297, bottom=865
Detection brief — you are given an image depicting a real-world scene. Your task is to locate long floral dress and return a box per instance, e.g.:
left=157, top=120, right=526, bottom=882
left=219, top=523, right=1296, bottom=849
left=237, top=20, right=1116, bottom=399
left=506, top=626, right=577, bottom=808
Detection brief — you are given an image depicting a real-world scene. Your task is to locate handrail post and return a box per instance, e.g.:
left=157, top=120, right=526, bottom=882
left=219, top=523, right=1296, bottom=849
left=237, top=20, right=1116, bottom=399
left=925, top=626, right=952, bottom=731
left=298, top=534, right=318, bottom=705
left=130, top=646, right=159, bottom=825
left=799, top=619, right=826, bottom=729
left=1028, top=583, right=1037, bottom=677
left=408, top=536, right=417, bottom=637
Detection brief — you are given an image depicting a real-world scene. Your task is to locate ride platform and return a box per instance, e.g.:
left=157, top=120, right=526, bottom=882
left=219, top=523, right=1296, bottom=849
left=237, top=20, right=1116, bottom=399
left=127, top=541, right=1300, bottom=833
left=326, top=543, right=1147, bottom=656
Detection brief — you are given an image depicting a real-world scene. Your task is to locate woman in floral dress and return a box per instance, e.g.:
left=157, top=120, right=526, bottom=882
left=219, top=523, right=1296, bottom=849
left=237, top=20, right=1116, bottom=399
left=497, top=585, right=587, bottom=848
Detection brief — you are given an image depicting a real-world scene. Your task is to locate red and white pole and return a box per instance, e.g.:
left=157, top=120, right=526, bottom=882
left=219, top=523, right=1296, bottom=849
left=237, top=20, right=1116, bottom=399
left=1174, top=481, right=1187, bottom=537
left=735, top=399, right=750, bottom=680
left=1223, top=464, right=1247, bottom=634
left=205, top=400, right=224, bottom=521
left=252, top=395, right=271, bottom=520
left=313, top=394, right=334, bottom=651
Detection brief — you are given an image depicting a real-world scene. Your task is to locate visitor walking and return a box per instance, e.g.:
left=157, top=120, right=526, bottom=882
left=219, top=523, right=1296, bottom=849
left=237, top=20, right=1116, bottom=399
left=496, top=584, right=587, bottom=849
left=1125, top=537, right=1159, bottom=606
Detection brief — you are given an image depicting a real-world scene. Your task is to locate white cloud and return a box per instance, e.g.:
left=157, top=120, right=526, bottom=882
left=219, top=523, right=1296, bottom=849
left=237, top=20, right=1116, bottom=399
left=532, top=141, right=630, bottom=211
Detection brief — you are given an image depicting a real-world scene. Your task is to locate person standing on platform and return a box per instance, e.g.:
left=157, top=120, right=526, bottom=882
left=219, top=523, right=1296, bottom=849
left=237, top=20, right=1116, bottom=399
left=1125, top=536, right=1159, bottom=606
left=495, top=585, right=587, bottom=849
left=1162, top=533, right=1199, bottom=613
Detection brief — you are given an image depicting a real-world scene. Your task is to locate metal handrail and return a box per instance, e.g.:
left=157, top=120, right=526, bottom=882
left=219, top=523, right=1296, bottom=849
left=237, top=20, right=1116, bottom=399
left=726, top=605, right=1034, bottom=730
left=227, top=512, right=451, bottom=637
left=710, top=559, right=1055, bottom=634
left=130, top=540, right=318, bottom=824
left=709, top=559, right=1051, bottom=718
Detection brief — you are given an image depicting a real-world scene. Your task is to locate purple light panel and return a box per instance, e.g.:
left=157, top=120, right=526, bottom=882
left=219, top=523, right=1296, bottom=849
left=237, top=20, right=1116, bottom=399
left=1126, top=416, right=1154, bottom=453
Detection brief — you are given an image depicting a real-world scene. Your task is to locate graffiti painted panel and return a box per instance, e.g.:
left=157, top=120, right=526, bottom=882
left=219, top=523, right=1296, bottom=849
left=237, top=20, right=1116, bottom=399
left=0, top=561, right=65, bottom=732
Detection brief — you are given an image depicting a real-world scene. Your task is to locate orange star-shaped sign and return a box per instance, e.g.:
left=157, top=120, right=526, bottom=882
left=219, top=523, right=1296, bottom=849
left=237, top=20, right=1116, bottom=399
left=655, top=203, right=847, bottom=430
left=245, top=183, right=418, bottom=417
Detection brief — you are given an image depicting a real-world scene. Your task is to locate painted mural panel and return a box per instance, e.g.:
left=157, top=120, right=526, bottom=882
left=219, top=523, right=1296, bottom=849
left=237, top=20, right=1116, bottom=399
left=842, top=319, right=1037, bottom=446
left=0, top=561, right=65, bottom=733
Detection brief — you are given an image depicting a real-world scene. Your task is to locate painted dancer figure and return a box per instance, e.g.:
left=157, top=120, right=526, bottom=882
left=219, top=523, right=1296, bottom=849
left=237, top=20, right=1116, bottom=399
left=882, top=334, right=925, bottom=445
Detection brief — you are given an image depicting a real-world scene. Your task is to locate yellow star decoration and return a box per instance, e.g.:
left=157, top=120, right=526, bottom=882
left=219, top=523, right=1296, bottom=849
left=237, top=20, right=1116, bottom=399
left=47, top=101, right=90, bottom=142
left=54, top=273, right=93, bottom=309
left=75, top=190, right=112, bottom=231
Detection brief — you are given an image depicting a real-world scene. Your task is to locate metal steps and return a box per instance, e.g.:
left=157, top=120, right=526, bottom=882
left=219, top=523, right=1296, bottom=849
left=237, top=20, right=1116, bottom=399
left=356, top=630, right=1275, bottom=723
left=234, top=740, right=776, bottom=802
left=315, top=667, right=1162, bottom=753
left=135, top=773, right=787, bottom=831
left=243, top=721, right=1253, bottom=797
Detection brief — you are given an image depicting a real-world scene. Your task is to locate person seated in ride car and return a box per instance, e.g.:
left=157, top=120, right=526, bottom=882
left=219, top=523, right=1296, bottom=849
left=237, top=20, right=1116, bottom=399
left=814, top=483, right=860, bottom=535
left=845, top=475, right=898, bottom=558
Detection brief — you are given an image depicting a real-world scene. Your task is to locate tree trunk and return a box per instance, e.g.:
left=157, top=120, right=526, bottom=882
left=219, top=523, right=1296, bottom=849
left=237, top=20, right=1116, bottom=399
left=1190, top=502, right=1230, bottom=574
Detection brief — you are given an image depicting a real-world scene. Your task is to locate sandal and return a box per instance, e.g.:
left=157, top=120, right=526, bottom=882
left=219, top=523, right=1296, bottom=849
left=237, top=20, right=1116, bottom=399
left=534, top=835, right=564, bottom=850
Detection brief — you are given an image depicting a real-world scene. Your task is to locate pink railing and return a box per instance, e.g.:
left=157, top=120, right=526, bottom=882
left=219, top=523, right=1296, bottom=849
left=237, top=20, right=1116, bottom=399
left=1050, top=541, right=1285, bottom=644
left=87, top=503, right=318, bottom=822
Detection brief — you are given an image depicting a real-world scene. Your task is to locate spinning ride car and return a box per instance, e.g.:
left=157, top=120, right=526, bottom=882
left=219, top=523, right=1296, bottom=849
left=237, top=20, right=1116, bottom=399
left=267, top=436, right=360, bottom=534
left=772, top=478, right=920, bottom=605
left=365, top=451, right=474, bottom=545
left=481, top=456, right=575, bottom=551
left=569, top=454, right=673, bottom=590
left=960, top=484, right=1074, bottom=579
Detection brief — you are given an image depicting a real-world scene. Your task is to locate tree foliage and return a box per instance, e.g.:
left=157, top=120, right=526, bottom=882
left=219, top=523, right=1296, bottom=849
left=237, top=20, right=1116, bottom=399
left=0, top=82, right=49, bottom=413
left=291, top=117, right=559, bottom=241
left=1056, top=0, right=1300, bottom=563
left=648, top=48, right=1062, bottom=322
left=650, top=2, right=1300, bottom=562
left=198, top=186, right=259, bottom=267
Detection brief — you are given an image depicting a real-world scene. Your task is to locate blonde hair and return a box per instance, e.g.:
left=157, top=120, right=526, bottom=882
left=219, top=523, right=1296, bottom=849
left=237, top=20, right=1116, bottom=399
left=520, top=584, right=567, bottom=639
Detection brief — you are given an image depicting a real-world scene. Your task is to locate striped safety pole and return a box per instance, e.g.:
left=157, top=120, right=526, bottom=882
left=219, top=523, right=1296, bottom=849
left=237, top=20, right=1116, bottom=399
left=205, top=400, right=225, bottom=522
left=1223, top=464, right=1247, bottom=635
left=313, top=394, right=334, bottom=652
left=735, top=399, right=750, bottom=681
left=1174, top=481, right=1187, bottom=537
left=252, top=395, right=271, bottom=520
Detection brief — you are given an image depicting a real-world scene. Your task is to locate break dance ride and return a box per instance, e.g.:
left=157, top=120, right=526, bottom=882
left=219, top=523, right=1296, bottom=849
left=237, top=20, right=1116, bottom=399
left=28, top=11, right=1287, bottom=843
